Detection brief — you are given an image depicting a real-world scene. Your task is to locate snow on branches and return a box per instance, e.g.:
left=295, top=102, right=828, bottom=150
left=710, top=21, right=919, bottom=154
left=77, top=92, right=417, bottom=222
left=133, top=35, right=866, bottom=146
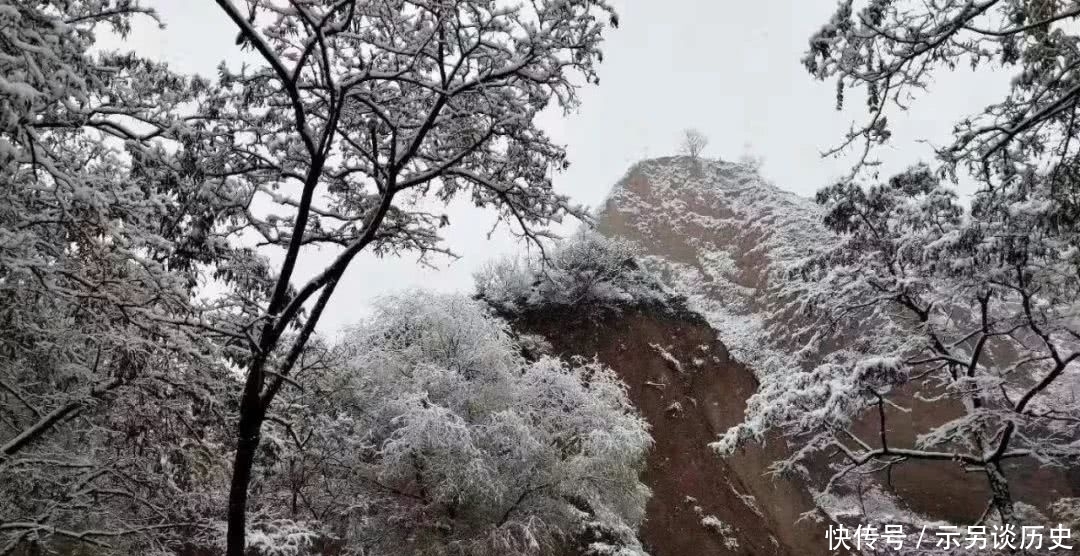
left=717, top=164, right=1080, bottom=526
left=0, top=1, right=620, bottom=554
left=1, top=2, right=241, bottom=552
left=806, top=0, right=1080, bottom=180
left=199, top=2, right=619, bottom=550
left=262, top=292, right=651, bottom=556
left=788, top=0, right=1080, bottom=531
left=475, top=231, right=676, bottom=315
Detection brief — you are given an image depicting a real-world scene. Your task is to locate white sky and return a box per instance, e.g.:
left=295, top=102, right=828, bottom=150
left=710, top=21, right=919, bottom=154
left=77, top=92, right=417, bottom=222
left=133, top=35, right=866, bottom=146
left=117, top=0, right=1009, bottom=333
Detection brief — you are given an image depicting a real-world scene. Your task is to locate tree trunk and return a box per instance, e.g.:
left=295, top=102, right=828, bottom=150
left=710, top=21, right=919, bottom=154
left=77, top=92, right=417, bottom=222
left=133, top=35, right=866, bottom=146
left=226, top=375, right=267, bottom=556
left=985, top=462, right=1017, bottom=526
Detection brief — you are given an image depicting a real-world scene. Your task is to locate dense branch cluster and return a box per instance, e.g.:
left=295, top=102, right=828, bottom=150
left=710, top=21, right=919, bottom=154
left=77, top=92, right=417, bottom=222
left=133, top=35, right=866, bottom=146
left=262, top=292, right=651, bottom=556
left=710, top=0, right=1080, bottom=533
left=1, top=2, right=239, bottom=552
left=806, top=0, right=1080, bottom=181
left=475, top=231, right=676, bottom=315
left=719, top=165, right=1080, bottom=526
left=0, top=1, right=623, bottom=554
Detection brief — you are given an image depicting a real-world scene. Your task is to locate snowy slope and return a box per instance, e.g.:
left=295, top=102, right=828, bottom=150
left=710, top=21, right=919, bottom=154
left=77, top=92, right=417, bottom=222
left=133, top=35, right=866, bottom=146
left=596, top=156, right=1080, bottom=539
left=597, top=156, right=833, bottom=378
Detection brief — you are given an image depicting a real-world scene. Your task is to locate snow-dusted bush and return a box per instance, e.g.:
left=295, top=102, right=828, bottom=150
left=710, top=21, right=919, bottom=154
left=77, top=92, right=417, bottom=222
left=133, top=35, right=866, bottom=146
left=267, top=292, right=651, bottom=555
left=475, top=231, right=674, bottom=314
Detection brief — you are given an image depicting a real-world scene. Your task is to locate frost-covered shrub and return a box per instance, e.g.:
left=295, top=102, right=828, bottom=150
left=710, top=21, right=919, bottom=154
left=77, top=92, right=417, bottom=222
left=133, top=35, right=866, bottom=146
left=268, top=291, right=651, bottom=555
left=1051, top=498, right=1080, bottom=539
left=700, top=516, right=739, bottom=550
left=475, top=231, right=674, bottom=314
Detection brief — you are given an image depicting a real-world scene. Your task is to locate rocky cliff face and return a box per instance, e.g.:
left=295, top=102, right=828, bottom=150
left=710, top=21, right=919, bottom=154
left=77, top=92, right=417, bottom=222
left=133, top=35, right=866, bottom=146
left=511, top=306, right=836, bottom=556
left=595, top=156, right=831, bottom=379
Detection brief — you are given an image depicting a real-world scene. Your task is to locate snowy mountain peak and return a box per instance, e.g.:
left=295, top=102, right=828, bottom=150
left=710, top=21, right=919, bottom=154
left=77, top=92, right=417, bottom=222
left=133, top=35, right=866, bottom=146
left=598, top=156, right=833, bottom=377
left=601, top=156, right=827, bottom=286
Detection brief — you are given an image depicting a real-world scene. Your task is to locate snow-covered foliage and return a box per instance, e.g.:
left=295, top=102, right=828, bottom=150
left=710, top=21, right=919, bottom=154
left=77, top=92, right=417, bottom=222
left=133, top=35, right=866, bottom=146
left=0, top=2, right=243, bottom=552
left=716, top=165, right=1080, bottom=526
left=475, top=231, right=675, bottom=314
left=700, top=516, right=739, bottom=550
left=1, top=1, right=620, bottom=553
left=805, top=0, right=1080, bottom=179
left=196, top=2, right=620, bottom=548
left=263, top=292, right=652, bottom=555
left=714, top=0, right=1080, bottom=538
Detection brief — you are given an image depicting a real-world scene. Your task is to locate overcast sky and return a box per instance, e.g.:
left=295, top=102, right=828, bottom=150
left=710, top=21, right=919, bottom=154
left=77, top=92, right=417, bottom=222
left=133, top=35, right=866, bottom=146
left=118, top=1, right=1008, bottom=333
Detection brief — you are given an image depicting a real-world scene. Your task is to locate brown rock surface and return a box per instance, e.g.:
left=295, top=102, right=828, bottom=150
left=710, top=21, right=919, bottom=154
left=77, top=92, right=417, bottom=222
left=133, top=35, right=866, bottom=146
left=514, top=306, right=836, bottom=556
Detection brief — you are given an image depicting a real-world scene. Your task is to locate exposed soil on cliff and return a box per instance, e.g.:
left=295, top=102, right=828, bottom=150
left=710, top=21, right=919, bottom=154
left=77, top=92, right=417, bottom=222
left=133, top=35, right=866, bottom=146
left=512, top=306, right=840, bottom=556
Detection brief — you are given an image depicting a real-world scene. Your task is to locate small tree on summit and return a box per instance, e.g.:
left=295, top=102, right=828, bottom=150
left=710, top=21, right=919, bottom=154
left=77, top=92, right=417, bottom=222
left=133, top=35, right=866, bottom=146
left=680, top=128, right=709, bottom=159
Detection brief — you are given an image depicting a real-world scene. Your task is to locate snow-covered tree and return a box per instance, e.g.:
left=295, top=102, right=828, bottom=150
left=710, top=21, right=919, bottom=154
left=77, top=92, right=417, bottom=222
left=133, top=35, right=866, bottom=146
left=717, top=165, right=1080, bottom=526
left=261, top=292, right=652, bottom=555
left=717, top=0, right=1080, bottom=530
left=0, top=0, right=221, bottom=458
left=0, top=2, right=245, bottom=552
left=679, top=128, right=708, bottom=159
left=475, top=231, right=675, bottom=315
left=806, top=0, right=1080, bottom=180
left=0, top=1, right=619, bottom=553
left=196, top=3, right=618, bottom=551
